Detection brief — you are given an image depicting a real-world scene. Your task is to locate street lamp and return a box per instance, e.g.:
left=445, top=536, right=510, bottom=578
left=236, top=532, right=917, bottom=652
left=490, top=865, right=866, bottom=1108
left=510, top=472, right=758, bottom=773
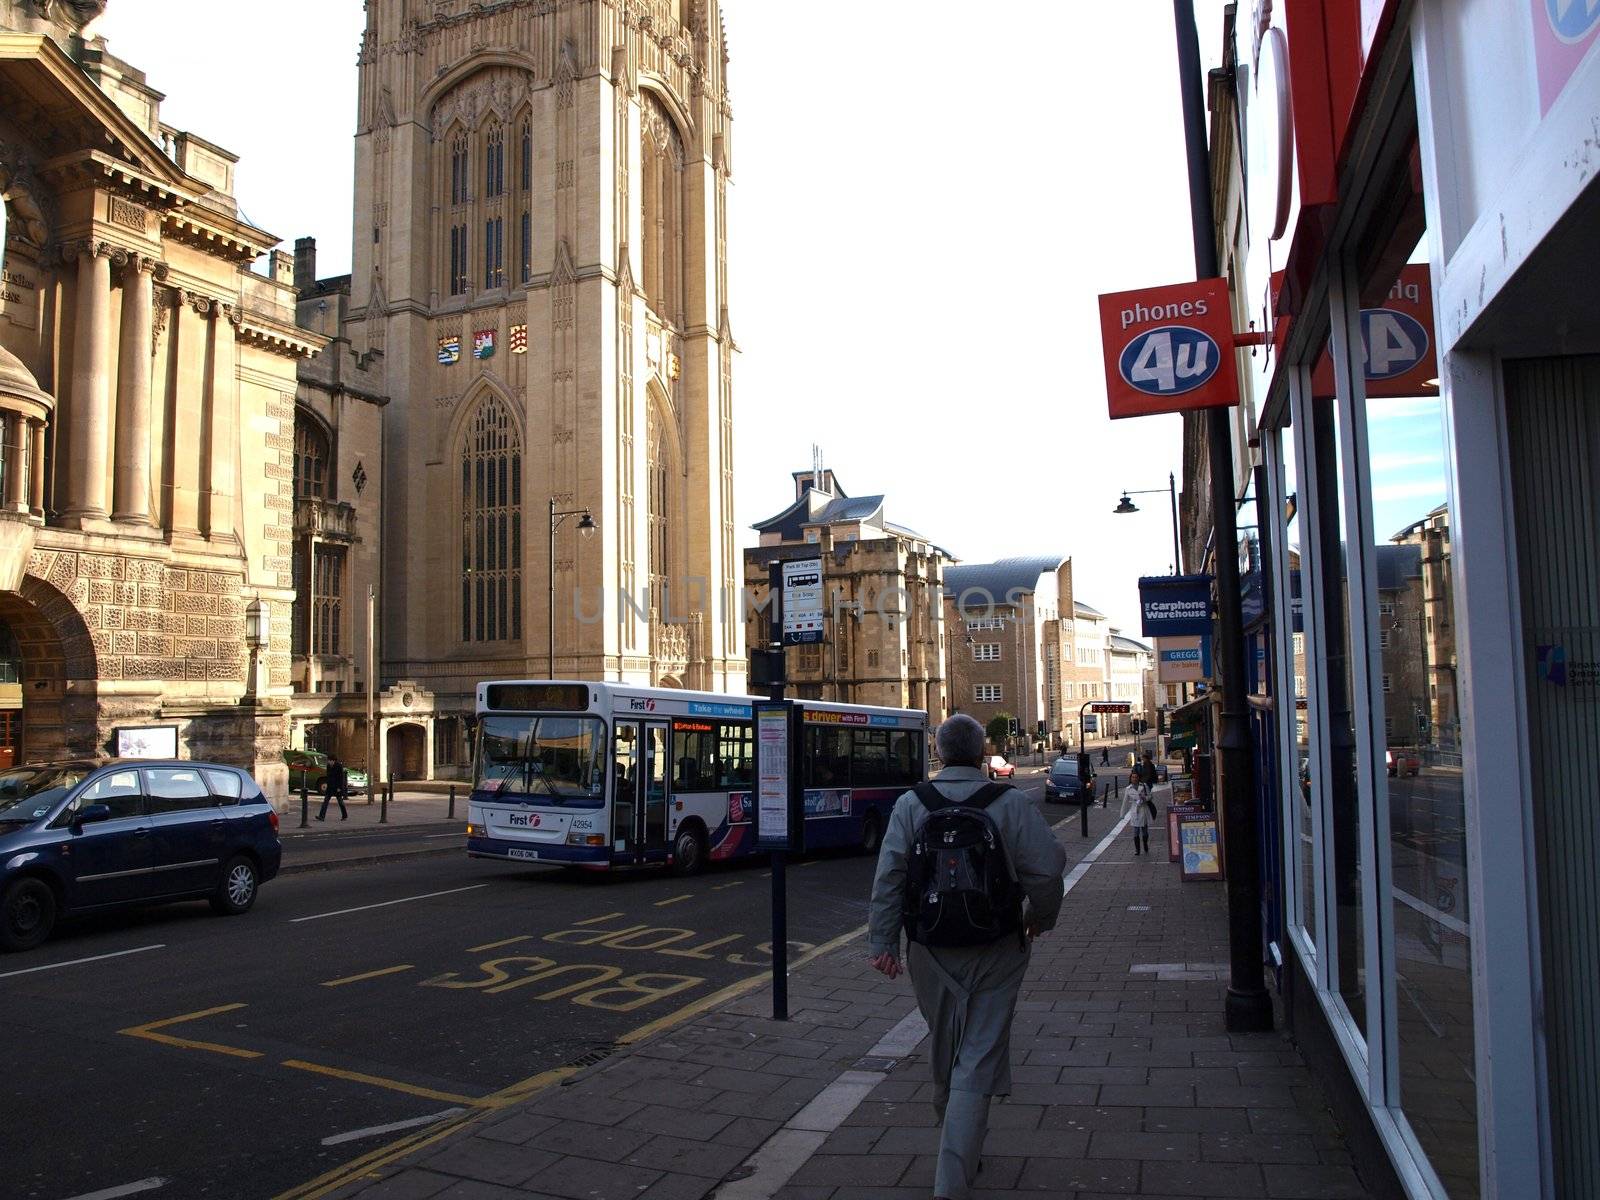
left=1113, top=471, right=1183, bottom=576
left=548, top=500, right=597, bottom=678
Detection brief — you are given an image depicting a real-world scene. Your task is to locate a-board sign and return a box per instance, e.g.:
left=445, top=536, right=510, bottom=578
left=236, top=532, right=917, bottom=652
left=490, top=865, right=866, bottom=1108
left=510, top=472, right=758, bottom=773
left=1167, top=801, right=1207, bottom=863
left=753, top=701, right=803, bottom=852
left=1179, top=815, right=1224, bottom=880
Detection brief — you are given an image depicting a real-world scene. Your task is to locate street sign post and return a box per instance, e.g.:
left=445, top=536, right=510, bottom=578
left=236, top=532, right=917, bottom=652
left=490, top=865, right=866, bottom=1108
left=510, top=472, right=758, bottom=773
left=753, top=699, right=803, bottom=1020
left=781, top=558, right=824, bottom=645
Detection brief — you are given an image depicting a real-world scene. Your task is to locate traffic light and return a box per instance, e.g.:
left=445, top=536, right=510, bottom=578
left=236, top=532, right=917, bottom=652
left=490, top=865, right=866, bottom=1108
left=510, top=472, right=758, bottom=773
left=1008, top=717, right=1019, bottom=736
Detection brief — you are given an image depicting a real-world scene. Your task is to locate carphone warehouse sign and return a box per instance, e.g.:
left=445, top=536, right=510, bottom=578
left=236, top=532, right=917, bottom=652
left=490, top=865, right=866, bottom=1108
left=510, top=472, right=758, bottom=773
left=1139, top=575, right=1214, bottom=637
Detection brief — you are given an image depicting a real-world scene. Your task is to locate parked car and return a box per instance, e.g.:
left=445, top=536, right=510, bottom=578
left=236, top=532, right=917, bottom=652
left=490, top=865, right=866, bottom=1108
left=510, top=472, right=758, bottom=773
left=283, top=748, right=369, bottom=796
left=0, top=760, right=282, bottom=952
left=986, top=754, right=1016, bottom=780
left=1386, top=747, right=1421, bottom=777
left=1044, top=757, right=1090, bottom=804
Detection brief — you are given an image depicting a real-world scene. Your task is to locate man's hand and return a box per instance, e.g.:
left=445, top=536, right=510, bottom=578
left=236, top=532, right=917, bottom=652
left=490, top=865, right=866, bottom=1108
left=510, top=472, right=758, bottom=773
left=869, top=951, right=902, bottom=979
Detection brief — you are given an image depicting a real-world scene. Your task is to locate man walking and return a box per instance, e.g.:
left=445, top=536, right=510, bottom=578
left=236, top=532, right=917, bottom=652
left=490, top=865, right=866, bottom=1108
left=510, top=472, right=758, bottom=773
left=316, top=755, right=349, bottom=822
left=868, top=714, right=1067, bottom=1200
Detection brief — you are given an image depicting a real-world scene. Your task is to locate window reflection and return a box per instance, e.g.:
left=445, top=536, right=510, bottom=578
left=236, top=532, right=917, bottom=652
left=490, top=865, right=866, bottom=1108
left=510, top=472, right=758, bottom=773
left=1364, top=254, right=1476, bottom=1195
left=1280, top=423, right=1315, bottom=948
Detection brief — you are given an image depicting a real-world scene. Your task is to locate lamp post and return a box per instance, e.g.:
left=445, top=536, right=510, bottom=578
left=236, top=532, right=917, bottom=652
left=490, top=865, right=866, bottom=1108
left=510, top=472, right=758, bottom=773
left=548, top=499, right=596, bottom=678
left=243, top=598, right=269, bottom=701
left=1113, top=471, right=1183, bottom=575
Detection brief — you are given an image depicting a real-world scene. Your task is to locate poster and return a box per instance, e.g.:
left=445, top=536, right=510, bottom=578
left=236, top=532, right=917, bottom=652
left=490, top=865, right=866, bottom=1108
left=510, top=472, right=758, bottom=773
left=1179, top=816, right=1224, bottom=880
left=755, top=705, right=790, bottom=848
left=115, top=725, right=178, bottom=760
left=1167, top=801, right=1206, bottom=863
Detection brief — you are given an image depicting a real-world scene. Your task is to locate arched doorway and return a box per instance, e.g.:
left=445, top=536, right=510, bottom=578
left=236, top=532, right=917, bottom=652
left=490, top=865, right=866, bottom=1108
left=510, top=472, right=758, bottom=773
left=386, top=722, right=427, bottom=780
left=0, top=578, right=98, bottom=763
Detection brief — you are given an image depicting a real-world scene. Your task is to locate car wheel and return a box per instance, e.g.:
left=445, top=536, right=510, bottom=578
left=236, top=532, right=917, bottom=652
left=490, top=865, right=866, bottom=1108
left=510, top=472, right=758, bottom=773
left=671, top=825, right=708, bottom=877
left=860, top=810, right=883, bottom=855
left=211, top=855, right=260, bottom=916
left=0, top=877, right=56, bottom=952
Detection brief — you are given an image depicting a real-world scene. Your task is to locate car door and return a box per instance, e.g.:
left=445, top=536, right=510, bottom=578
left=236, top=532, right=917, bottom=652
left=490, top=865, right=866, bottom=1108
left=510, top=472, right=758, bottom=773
left=144, top=766, right=226, bottom=894
left=56, top=769, right=152, bottom=907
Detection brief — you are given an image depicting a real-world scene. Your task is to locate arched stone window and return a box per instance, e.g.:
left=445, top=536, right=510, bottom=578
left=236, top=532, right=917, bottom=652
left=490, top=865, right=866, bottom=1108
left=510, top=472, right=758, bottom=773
left=294, top=410, right=330, bottom=500
left=450, top=132, right=470, bottom=206
left=640, top=92, right=686, bottom=324
left=647, top=402, right=670, bottom=617
left=484, top=123, right=505, bottom=198
left=459, top=395, right=523, bottom=643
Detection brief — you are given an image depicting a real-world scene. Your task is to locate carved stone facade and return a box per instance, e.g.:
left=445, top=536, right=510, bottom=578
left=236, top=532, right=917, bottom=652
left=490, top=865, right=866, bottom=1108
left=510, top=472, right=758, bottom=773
left=0, top=12, right=323, bottom=793
left=338, top=0, right=743, bottom=735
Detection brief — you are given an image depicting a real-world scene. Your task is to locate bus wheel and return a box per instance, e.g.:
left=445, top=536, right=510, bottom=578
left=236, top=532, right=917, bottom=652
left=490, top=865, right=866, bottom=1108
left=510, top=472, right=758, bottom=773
left=860, top=811, right=883, bottom=855
left=672, top=824, right=708, bottom=877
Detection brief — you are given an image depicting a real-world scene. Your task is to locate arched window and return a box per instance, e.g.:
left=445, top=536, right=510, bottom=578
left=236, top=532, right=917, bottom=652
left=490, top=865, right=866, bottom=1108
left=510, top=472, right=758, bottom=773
left=294, top=411, right=330, bottom=500
left=484, top=215, right=504, bottom=290
left=460, top=396, right=522, bottom=643
left=647, top=403, right=670, bottom=617
left=520, top=118, right=532, bottom=192
left=640, top=93, right=686, bottom=323
left=485, top=124, right=505, bottom=198
left=450, top=133, right=470, bottom=207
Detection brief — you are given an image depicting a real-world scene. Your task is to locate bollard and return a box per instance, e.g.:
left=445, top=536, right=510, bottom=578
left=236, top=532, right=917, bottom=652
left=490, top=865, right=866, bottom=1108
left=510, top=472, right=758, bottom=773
left=381, top=777, right=390, bottom=824
left=299, top=778, right=309, bottom=829
left=1080, top=791, right=1090, bottom=838
left=448, top=784, right=456, bottom=820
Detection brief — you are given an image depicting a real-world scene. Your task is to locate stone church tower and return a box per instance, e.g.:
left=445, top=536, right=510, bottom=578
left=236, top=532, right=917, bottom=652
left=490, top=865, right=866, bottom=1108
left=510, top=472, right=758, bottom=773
left=348, top=0, right=743, bottom=708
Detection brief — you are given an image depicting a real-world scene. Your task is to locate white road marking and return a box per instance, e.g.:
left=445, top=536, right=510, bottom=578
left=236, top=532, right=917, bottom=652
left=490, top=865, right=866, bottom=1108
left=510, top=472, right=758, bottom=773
left=423, top=832, right=465, bottom=839
left=61, top=1178, right=169, bottom=1200
left=289, top=885, right=487, bottom=924
left=0, top=944, right=164, bottom=981
left=321, top=1107, right=465, bottom=1146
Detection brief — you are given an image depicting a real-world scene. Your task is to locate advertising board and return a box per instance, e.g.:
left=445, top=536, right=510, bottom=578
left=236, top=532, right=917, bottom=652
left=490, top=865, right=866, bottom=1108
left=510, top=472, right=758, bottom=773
left=1139, top=575, right=1214, bottom=638
left=1098, top=279, right=1239, bottom=420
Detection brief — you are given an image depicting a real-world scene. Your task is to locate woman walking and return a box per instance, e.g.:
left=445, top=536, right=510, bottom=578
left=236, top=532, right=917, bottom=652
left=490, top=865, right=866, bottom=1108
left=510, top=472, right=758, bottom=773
left=1121, top=774, right=1154, bottom=855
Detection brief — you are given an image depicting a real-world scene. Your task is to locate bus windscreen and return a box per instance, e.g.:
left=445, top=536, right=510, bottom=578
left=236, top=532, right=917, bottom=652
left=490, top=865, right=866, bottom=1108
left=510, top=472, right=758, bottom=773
left=475, top=715, right=607, bottom=806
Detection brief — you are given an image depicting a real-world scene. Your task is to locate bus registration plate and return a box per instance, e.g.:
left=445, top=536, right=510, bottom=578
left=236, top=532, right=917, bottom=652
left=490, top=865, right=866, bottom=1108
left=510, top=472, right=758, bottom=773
left=507, top=848, right=540, bottom=861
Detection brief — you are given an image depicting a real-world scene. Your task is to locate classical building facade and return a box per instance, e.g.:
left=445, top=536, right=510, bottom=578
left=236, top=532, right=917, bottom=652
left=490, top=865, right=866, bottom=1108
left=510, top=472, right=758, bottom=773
left=0, top=4, right=318, bottom=789
left=745, top=467, right=947, bottom=716
left=342, top=0, right=743, bottom=736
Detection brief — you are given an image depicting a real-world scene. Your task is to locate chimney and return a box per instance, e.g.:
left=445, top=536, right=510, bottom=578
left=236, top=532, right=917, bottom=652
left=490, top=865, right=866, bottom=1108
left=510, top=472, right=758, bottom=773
left=293, top=237, right=317, bottom=291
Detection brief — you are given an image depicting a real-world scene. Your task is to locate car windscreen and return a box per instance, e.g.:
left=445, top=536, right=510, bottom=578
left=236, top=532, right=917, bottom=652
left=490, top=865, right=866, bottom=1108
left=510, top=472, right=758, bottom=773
left=474, top=715, right=607, bottom=808
left=1049, top=761, right=1079, bottom=780
left=0, top=765, right=91, bottom=825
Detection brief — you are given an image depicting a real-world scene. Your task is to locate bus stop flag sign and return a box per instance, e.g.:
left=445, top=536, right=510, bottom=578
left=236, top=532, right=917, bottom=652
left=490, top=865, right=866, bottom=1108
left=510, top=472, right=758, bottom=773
left=781, top=558, right=824, bottom=645
left=1098, top=278, right=1239, bottom=420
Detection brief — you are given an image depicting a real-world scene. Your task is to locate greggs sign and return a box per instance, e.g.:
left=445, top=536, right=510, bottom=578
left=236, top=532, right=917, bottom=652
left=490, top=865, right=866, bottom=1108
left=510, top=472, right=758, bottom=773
left=1098, top=279, right=1240, bottom=420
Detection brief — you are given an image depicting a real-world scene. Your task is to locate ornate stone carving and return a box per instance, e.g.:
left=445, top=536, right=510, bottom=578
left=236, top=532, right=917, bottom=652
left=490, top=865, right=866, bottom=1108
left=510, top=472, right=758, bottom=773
left=109, top=197, right=150, bottom=232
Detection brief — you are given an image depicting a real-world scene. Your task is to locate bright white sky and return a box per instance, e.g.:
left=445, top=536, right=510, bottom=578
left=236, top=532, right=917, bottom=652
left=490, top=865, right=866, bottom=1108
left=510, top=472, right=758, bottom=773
left=96, top=0, right=1229, bottom=636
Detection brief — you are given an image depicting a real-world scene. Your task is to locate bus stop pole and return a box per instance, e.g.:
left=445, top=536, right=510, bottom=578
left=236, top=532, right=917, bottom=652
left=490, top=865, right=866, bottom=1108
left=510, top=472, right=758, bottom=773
left=767, top=561, right=789, bottom=1021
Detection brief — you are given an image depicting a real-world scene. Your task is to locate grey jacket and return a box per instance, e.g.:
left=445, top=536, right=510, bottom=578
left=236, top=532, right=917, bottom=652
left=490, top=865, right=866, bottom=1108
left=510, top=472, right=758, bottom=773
left=868, top=765, right=1069, bottom=957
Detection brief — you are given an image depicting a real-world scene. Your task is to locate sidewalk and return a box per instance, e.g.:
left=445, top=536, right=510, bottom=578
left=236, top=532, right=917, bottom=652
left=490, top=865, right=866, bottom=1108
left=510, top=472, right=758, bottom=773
left=321, top=806, right=1371, bottom=1200
left=277, top=789, right=466, bottom=874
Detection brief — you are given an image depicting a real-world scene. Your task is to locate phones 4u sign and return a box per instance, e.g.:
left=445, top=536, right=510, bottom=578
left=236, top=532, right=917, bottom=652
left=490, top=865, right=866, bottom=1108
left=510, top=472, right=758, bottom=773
left=1098, top=278, right=1240, bottom=420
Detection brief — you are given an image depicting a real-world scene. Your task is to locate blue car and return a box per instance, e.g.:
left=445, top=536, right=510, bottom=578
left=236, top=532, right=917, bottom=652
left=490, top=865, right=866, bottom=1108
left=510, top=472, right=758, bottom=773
left=0, top=760, right=282, bottom=952
left=1043, top=757, right=1091, bottom=804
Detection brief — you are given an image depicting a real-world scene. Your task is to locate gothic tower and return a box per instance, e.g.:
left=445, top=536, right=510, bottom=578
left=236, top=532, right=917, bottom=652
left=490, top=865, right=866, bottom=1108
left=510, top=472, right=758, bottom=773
left=348, top=0, right=742, bottom=707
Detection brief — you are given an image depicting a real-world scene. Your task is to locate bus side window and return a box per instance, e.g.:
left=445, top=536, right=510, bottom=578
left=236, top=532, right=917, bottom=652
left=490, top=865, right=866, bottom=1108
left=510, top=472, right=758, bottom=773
left=672, top=725, right=716, bottom=792
left=886, top=730, right=921, bottom=787
left=717, top=722, right=752, bottom=789
left=851, top=730, right=890, bottom=788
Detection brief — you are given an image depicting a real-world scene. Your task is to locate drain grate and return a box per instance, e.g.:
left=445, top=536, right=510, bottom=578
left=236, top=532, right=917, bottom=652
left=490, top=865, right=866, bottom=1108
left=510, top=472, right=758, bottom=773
left=563, top=1044, right=618, bottom=1071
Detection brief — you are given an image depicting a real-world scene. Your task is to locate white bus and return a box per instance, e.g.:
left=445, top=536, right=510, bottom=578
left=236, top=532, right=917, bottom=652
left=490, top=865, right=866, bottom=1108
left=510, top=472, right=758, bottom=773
left=465, top=681, right=928, bottom=874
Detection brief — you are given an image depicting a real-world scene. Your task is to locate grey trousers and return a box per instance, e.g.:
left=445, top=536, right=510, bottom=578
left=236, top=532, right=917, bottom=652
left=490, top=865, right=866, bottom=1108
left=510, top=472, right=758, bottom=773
left=909, top=940, right=1028, bottom=1200
left=934, top=1090, right=992, bottom=1200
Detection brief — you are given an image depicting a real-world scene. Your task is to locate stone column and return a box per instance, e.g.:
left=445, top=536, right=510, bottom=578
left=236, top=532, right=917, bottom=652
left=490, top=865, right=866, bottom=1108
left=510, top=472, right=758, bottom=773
left=4, top=414, right=26, bottom=511
left=112, top=257, right=155, bottom=524
left=67, top=242, right=112, bottom=521
left=203, top=305, right=239, bottom=543
left=29, top=418, right=44, bottom=514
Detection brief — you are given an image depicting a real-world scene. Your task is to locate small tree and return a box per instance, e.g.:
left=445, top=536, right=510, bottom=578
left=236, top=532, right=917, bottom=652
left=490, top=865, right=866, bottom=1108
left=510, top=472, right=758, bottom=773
left=985, top=713, right=1014, bottom=748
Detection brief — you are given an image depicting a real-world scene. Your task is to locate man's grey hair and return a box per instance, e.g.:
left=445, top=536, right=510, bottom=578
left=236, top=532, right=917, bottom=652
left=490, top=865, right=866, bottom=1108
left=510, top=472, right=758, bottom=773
left=935, top=714, right=987, bottom=767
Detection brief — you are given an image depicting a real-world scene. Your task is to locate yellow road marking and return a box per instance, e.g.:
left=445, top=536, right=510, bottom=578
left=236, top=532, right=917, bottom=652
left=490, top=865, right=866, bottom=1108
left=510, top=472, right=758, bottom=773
left=572, top=911, right=626, bottom=926
left=120, top=1004, right=262, bottom=1060
left=653, top=894, right=692, bottom=907
left=322, top=965, right=413, bottom=988
left=275, top=920, right=873, bottom=1200
left=467, top=935, right=533, bottom=952
left=281, top=1060, right=484, bottom=1107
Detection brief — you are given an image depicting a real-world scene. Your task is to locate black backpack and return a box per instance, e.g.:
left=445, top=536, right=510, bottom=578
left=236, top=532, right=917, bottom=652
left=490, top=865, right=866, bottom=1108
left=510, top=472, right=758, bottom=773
left=903, top=781, right=1025, bottom=948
